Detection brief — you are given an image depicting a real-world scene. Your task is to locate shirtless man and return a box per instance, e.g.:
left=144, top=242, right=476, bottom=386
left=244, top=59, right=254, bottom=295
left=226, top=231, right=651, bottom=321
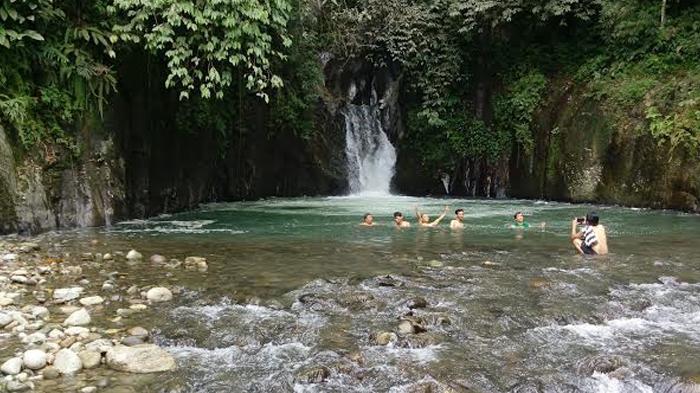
left=360, top=213, right=375, bottom=227
left=393, top=212, right=411, bottom=228
left=450, top=208, right=465, bottom=229
left=570, top=211, right=608, bottom=255
left=415, top=205, right=449, bottom=227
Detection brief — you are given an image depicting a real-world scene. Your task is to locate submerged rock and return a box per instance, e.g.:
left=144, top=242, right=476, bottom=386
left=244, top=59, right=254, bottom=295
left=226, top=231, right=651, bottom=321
left=53, top=287, right=84, bottom=303
left=407, top=297, right=428, bottom=309
left=146, top=287, right=173, bottom=302
left=126, top=250, right=143, bottom=260
left=106, top=344, right=176, bottom=373
left=64, top=308, right=91, bottom=326
left=371, top=331, right=397, bottom=345
left=79, top=296, right=104, bottom=306
left=576, top=355, right=626, bottom=375
left=149, top=254, right=167, bottom=264
left=184, top=256, right=208, bottom=270
left=295, top=366, right=331, bottom=384
left=78, top=350, right=101, bottom=369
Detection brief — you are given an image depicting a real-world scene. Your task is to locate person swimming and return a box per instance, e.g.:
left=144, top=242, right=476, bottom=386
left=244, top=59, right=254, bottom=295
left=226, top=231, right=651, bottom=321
left=360, top=213, right=375, bottom=227
left=511, top=212, right=530, bottom=228
left=393, top=211, right=411, bottom=228
left=415, top=205, right=449, bottom=227
left=450, top=208, right=465, bottom=229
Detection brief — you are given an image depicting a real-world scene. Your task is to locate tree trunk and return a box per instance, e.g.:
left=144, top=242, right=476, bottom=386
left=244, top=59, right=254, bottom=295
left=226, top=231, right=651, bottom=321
left=660, top=0, right=667, bottom=27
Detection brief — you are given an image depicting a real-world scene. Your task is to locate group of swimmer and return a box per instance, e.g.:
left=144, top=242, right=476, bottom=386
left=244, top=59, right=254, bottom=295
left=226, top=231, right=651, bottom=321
left=359, top=207, right=609, bottom=256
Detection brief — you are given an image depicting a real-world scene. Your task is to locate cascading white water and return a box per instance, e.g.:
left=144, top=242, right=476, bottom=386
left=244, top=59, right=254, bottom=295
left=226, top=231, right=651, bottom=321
left=342, top=98, right=396, bottom=195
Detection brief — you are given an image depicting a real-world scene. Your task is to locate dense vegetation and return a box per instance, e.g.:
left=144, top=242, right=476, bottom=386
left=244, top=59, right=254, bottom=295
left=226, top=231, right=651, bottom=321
left=1, top=0, right=698, bottom=178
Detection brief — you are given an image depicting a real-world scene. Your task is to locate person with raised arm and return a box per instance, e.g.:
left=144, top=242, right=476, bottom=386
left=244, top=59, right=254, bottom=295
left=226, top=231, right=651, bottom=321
left=415, top=205, right=449, bottom=227
left=570, top=211, right=608, bottom=255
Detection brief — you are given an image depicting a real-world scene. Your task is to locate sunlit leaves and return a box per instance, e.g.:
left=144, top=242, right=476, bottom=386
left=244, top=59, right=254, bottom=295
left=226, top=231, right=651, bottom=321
left=112, top=0, right=293, bottom=101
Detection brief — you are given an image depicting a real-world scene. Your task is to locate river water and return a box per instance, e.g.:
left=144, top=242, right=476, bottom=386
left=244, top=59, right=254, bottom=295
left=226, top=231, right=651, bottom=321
left=31, top=196, right=700, bottom=392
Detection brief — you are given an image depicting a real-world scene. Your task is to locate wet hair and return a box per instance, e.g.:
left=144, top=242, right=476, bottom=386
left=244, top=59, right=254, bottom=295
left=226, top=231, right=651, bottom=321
left=514, top=211, right=523, bottom=219
left=393, top=211, right=403, bottom=218
left=455, top=208, right=464, bottom=215
left=586, top=211, right=600, bottom=226
left=363, top=213, right=372, bottom=220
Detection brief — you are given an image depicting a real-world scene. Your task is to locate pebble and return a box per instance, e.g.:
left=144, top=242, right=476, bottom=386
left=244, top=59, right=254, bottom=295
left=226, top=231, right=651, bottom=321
left=78, top=350, right=101, bottom=369
left=103, top=253, right=113, bottom=260
left=41, top=366, right=60, bottom=380
left=146, top=287, right=173, bottom=303
left=53, top=287, right=84, bottom=303
left=22, top=350, right=47, bottom=370
left=373, top=331, right=397, bottom=345
left=31, top=306, right=49, bottom=320
left=1, top=357, right=23, bottom=375
left=2, top=253, right=18, bottom=261
left=127, top=327, right=149, bottom=338
left=65, top=326, right=89, bottom=336
left=106, top=344, right=176, bottom=373
left=121, top=336, right=144, bottom=346
left=64, top=308, right=91, bottom=326
left=53, top=349, right=83, bottom=374
left=79, top=296, right=105, bottom=306
left=149, top=254, right=167, bottom=264
left=81, top=387, right=98, bottom=393
left=397, top=320, right=416, bottom=335
left=125, top=250, right=142, bottom=260
left=0, top=312, right=14, bottom=327
left=407, top=297, right=428, bottom=309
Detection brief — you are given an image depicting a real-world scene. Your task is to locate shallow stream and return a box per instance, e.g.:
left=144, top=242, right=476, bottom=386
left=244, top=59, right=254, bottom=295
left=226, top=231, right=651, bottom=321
left=24, top=196, right=700, bottom=392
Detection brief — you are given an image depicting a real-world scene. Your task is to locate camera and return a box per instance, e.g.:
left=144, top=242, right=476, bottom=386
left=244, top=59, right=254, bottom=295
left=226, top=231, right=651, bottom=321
left=576, top=217, right=585, bottom=224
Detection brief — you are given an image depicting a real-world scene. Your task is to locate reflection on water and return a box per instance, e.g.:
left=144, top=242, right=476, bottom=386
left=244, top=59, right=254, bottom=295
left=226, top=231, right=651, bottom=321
left=36, top=197, right=700, bottom=392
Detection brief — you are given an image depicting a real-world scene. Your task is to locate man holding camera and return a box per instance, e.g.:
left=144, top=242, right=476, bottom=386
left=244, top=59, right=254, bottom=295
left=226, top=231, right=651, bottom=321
left=571, top=212, right=608, bottom=255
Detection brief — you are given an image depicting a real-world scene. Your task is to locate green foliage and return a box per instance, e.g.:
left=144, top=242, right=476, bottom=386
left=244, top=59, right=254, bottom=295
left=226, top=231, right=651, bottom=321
left=494, top=70, right=547, bottom=152
left=111, top=0, right=293, bottom=102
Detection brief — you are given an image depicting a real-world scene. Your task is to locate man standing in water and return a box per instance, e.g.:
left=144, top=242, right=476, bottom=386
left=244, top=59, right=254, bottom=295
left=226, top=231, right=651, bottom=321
left=393, top=212, right=411, bottom=228
left=415, top=205, right=449, bottom=227
left=360, top=213, right=375, bottom=227
left=571, top=211, right=608, bottom=255
left=450, top=208, right=465, bottom=229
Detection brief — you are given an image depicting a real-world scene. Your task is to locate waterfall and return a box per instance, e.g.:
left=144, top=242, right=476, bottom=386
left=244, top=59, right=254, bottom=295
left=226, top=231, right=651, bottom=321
left=342, top=102, right=396, bottom=195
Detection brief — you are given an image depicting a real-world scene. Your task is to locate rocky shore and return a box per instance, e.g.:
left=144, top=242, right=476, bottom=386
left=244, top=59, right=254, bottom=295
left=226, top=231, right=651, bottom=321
left=0, top=237, right=207, bottom=392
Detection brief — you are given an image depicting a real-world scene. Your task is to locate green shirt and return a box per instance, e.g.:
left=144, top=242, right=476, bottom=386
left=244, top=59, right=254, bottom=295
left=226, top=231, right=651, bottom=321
left=511, top=221, right=530, bottom=228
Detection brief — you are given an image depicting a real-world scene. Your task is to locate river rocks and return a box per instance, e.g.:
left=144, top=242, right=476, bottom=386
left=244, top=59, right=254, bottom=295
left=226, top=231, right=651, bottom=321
left=1, top=357, right=23, bottom=375
left=397, top=320, right=416, bottom=335
left=22, top=349, right=47, bottom=370
left=103, top=253, right=113, bottom=261
left=78, top=350, right=102, bottom=369
left=375, top=275, right=402, bottom=287
left=407, top=297, right=428, bottom=309
left=2, top=253, right=18, bottom=261
left=576, top=355, right=627, bottom=375
left=184, top=256, right=207, bottom=270
left=64, top=308, right=91, bottom=326
left=65, top=326, right=90, bottom=336
left=53, top=348, right=82, bottom=374
left=53, top=287, right=84, bottom=303
left=0, top=312, right=13, bottom=327
left=295, top=366, right=330, bottom=383
left=41, top=366, right=60, bottom=379
left=5, top=380, right=31, bottom=392
left=146, top=287, right=172, bottom=302
left=31, top=306, right=49, bottom=319
left=121, top=336, right=145, bottom=346
left=126, top=250, right=143, bottom=260
left=149, top=254, right=166, bottom=264
left=86, top=339, right=113, bottom=354
left=106, top=344, right=176, bottom=373
left=79, top=296, right=104, bottom=306
left=371, top=331, right=398, bottom=345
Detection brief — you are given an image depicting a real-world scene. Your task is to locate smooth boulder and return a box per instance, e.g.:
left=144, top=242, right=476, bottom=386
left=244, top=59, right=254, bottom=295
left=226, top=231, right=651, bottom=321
left=146, top=287, right=173, bottom=303
left=1, top=357, right=23, bottom=375
left=126, top=250, right=143, bottom=260
left=53, top=287, right=84, bottom=303
left=106, top=344, right=176, bottom=373
left=64, top=308, right=91, bottom=326
left=22, top=349, right=47, bottom=370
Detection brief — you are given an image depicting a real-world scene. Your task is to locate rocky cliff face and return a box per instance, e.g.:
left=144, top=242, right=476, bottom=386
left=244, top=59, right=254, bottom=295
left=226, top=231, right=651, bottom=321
left=0, top=126, right=125, bottom=234
left=508, top=79, right=699, bottom=211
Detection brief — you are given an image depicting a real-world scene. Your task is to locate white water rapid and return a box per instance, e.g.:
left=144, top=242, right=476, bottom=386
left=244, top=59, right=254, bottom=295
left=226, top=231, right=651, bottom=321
left=342, top=98, right=397, bottom=196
